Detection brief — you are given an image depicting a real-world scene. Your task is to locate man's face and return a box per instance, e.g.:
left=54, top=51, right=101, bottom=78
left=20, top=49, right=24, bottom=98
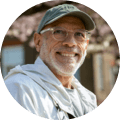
left=35, top=16, right=89, bottom=77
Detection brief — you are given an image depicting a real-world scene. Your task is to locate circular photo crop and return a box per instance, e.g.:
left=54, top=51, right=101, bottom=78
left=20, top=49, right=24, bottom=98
left=0, top=0, right=119, bottom=120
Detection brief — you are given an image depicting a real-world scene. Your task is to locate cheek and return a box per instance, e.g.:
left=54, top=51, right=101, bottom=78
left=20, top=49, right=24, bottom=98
left=78, top=43, right=87, bottom=53
left=47, top=41, right=61, bottom=54
left=43, top=33, right=55, bottom=51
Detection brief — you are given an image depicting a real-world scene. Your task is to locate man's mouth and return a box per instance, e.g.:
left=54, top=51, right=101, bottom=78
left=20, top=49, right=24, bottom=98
left=56, top=52, right=79, bottom=57
left=55, top=52, right=80, bottom=65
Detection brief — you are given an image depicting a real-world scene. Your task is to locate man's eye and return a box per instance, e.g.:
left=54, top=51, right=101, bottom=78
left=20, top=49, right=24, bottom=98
left=75, top=32, right=84, bottom=37
left=54, top=30, right=64, bottom=34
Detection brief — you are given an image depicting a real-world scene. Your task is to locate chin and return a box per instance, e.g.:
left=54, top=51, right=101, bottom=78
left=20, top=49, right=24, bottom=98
left=50, top=58, right=80, bottom=77
left=56, top=66, right=77, bottom=76
left=50, top=50, right=87, bottom=77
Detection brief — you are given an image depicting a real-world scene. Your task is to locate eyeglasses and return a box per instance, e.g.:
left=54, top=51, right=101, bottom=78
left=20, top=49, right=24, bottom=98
left=40, top=27, right=90, bottom=43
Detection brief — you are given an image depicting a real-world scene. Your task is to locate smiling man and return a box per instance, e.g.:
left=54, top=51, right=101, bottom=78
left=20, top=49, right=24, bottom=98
left=5, top=4, right=97, bottom=120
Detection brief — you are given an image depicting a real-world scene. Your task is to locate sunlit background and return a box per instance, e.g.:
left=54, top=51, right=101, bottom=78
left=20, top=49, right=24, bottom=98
left=0, top=0, right=119, bottom=106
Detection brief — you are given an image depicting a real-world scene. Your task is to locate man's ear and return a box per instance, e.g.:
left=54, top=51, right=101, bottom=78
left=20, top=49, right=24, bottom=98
left=34, top=33, right=42, bottom=52
left=85, top=39, right=89, bottom=50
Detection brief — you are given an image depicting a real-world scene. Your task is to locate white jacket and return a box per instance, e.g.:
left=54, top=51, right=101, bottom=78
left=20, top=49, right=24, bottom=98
left=5, top=57, right=97, bottom=120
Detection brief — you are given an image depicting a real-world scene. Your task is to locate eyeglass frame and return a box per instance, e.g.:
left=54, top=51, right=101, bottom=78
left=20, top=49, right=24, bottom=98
left=40, top=26, right=91, bottom=42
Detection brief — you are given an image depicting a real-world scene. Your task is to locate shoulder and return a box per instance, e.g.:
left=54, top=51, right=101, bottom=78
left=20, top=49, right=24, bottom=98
left=4, top=73, right=33, bottom=86
left=82, top=86, right=97, bottom=103
left=73, top=78, right=96, bottom=102
left=4, top=73, right=54, bottom=117
left=79, top=85, right=97, bottom=110
left=4, top=73, right=37, bottom=96
left=5, top=73, right=48, bottom=97
left=5, top=72, right=51, bottom=103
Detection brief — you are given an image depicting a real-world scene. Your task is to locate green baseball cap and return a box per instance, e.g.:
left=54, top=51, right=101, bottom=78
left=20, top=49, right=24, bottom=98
left=37, top=4, right=95, bottom=33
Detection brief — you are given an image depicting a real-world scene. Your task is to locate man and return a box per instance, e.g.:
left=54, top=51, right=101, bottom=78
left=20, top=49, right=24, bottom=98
left=4, top=4, right=97, bottom=120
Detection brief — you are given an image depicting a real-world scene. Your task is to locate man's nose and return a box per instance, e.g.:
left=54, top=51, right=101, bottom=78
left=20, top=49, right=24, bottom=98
left=62, top=35, right=77, bottom=47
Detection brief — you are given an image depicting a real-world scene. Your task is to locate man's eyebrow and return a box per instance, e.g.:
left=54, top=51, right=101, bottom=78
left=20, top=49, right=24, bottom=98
left=50, top=22, right=59, bottom=27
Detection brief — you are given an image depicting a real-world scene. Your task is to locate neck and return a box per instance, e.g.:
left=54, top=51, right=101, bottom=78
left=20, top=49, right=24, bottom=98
left=54, top=72, right=74, bottom=89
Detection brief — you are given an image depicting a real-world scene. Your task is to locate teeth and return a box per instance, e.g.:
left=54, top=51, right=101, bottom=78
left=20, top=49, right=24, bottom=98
left=61, top=53, right=75, bottom=57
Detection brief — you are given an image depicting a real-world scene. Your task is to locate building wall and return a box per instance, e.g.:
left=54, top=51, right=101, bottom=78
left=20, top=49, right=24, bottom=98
left=93, top=52, right=116, bottom=105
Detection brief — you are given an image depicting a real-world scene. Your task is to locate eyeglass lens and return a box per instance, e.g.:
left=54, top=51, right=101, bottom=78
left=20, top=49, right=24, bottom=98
left=52, top=27, right=88, bottom=42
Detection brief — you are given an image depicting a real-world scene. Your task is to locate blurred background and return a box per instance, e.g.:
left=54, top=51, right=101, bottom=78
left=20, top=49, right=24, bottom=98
left=0, top=0, right=119, bottom=106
